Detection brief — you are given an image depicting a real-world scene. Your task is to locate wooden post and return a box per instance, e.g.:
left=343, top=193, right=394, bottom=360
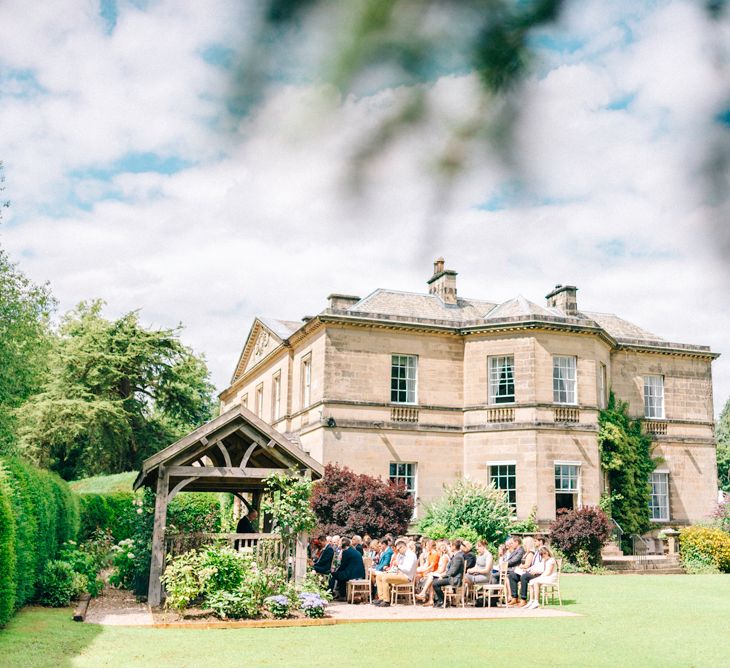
left=294, top=531, right=308, bottom=584
left=147, top=467, right=169, bottom=608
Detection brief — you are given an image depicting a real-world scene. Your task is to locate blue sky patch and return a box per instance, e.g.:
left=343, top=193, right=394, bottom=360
left=99, top=0, right=117, bottom=34
left=70, top=152, right=194, bottom=181
left=202, top=44, right=236, bottom=70
left=0, top=69, right=45, bottom=99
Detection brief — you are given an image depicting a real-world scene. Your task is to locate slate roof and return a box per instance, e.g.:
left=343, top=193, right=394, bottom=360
left=258, top=317, right=302, bottom=340
left=249, top=288, right=713, bottom=357
left=349, top=289, right=496, bottom=322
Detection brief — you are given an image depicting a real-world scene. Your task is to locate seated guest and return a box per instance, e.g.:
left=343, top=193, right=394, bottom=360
left=432, top=540, right=465, bottom=608
left=373, top=539, right=417, bottom=607
left=525, top=546, right=558, bottom=609
left=352, top=535, right=364, bottom=556
left=313, top=536, right=335, bottom=575
left=367, top=538, right=380, bottom=560
left=506, top=537, right=525, bottom=569
left=373, top=538, right=393, bottom=571
left=329, top=537, right=366, bottom=599
left=508, top=537, right=535, bottom=605
left=513, top=538, right=545, bottom=607
left=416, top=541, right=449, bottom=605
left=416, top=540, right=439, bottom=580
left=362, top=534, right=372, bottom=554
left=462, top=541, right=477, bottom=570
left=465, top=540, right=494, bottom=585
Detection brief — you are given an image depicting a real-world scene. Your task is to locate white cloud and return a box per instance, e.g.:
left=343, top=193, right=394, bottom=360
left=0, top=0, right=728, bottom=416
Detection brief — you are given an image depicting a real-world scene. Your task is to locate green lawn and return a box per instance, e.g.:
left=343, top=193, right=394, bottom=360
left=1, top=575, right=728, bottom=667
left=69, top=472, right=137, bottom=495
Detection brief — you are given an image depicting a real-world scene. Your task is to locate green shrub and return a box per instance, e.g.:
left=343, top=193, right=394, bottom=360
left=680, top=526, right=730, bottom=573
left=78, top=490, right=230, bottom=543
left=417, top=479, right=512, bottom=544
left=37, top=560, right=86, bottom=607
left=0, top=472, right=17, bottom=627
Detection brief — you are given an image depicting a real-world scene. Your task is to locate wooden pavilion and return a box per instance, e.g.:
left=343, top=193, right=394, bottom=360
left=134, top=404, right=324, bottom=607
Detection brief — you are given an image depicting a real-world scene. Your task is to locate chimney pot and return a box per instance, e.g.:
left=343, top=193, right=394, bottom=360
left=545, top=284, right=578, bottom=316
left=427, top=257, right=458, bottom=304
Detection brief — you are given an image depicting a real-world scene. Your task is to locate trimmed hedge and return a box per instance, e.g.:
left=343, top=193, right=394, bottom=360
left=78, top=490, right=232, bottom=542
left=0, top=457, right=79, bottom=627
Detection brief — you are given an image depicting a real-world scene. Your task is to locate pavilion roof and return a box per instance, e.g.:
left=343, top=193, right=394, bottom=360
left=133, top=404, right=323, bottom=494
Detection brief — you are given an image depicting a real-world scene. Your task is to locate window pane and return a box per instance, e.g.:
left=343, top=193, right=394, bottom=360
left=489, top=464, right=516, bottom=511
left=489, top=356, right=515, bottom=404
left=391, top=355, right=417, bottom=404
left=389, top=462, right=416, bottom=496
left=644, top=375, right=664, bottom=418
left=649, top=472, right=669, bottom=520
left=553, top=356, right=577, bottom=404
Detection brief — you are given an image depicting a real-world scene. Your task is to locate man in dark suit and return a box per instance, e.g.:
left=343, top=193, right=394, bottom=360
left=234, top=509, right=258, bottom=550
left=432, top=540, right=465, bottom=608
left=505, top=536, right=526, bottom=605
left=329, top=537, right=366, bottom=599
left=313, top=536, right=335, bottom=575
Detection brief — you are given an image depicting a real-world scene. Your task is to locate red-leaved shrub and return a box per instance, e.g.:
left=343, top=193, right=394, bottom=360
left=549, top=506, right=612, bottom=567
left=311, top=464, right=414, bottom=537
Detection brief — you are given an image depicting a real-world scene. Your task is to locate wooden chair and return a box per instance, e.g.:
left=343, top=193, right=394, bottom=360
left=390, top=581, right=416, bottom=605
left=473, top=561, right=509, bottom=608
left=443, top=562, right=468, bottom=608
left=347, top=579, right=372, bottom=604
left=539, top=558, right=563, bottom=607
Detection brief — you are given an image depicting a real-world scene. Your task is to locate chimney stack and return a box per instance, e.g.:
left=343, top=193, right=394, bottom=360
left=427, top=257, right=458, bottom=304
left=546, top=284, right=578, bottom=315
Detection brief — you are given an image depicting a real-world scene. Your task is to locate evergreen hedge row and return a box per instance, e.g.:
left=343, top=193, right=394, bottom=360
left=78, top=490, right=231, bottom=542
left=0, top=457, right=79, bottom=627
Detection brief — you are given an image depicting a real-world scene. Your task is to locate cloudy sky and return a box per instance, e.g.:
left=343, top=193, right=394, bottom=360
left=1, top=0, right=729, bottom=415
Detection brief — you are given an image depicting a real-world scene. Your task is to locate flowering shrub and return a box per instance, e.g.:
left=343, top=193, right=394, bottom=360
left=549, top=506, right=612, bottom=568
left=264, top=594, right=291, bottom=619
left=299, top=592, right=327, bottom=618
left=108, top=538, right=138, bottom=589
left=418, top=479, right=512, bottom=544
left=680, top=526, right=730, bottom=573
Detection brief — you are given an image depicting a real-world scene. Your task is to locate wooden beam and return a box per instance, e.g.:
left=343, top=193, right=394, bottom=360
left=239, top=441, right=259, bottom=468
left=167, top=466, right=290, bottom=479
left=170, top=421, right=245, bottom=466
left=148, top=468, right=169, bottom=607
left=167, top=476, right=196, bottom=503
left=216, top=441, right=232, bottom=468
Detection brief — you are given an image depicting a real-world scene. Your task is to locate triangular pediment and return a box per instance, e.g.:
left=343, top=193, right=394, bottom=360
left=231, top=318, right=286, bottom=383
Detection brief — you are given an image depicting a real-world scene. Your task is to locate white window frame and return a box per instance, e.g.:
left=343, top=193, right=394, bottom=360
left=389, top=462, right=417, bottom=516
left=644, top=375, right=665, bottom=419
left=272, top=371, right=281, bottom=421
left=553, top=356, right=578, bottom=405
left=301, top=354, right=311, bottom=409
left=488, top=356, right=515, bottom=405
left=649, top=470, right=670, bottom=522
left=598, top=362, right=607, bottom=410
left=554, top=461, right=582, bottom=508
left=488, top=460, right=517, bottom=513
left=391, top=354, right=418, bottom=404
left=255, top=383, right=264, bottom=418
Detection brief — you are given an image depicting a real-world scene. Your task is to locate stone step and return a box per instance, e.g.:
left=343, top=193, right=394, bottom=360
left=602, top=555, right=682, bottom=572
left=605, top=568, right=686, bottom=575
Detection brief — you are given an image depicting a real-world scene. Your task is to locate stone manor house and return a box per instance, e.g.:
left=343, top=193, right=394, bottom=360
left=219, top=259, right=719, bottom=527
